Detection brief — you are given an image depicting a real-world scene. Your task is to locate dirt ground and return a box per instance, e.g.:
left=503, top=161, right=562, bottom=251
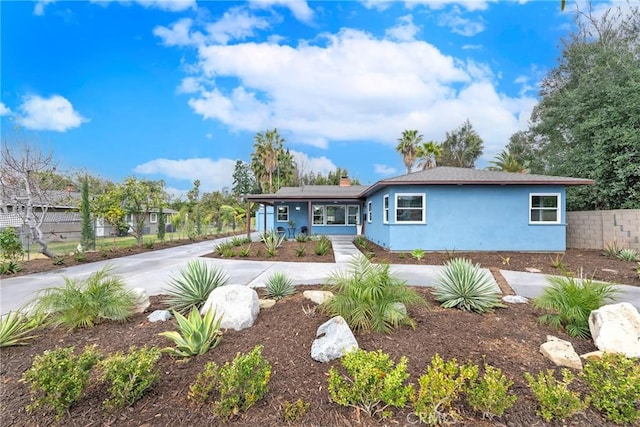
left=0, top=287, right=625, bottom=427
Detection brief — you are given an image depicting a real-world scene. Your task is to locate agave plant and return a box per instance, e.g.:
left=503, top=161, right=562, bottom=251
left=159, top=307, right=223, bottom=357
left=264, top=272, right=296, bottom=300
left=617, top=248, right=639, bottom=262
left=411, top=248, right=425, bottom=261
left=434, top=258, right=504, bottom=313
left=314, top=236, right=331, bottom=256
left=321, top=254, right=426, bottom=333
left=165, top=260, right=229, bottom=314
left=533, top=275, right=618, bottom=338
left=261, top=230, right=284, bottom=256
left=0, top=311, right=41, bottom=347
left=35, top=266, right=135, bottom=330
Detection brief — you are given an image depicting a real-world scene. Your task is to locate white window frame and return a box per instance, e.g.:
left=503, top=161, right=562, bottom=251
left=529, top=193, right=561, bottom=224
left=326, top=205, right=347, bottom=225
left=383, top=195, right=389, bottom=224
left=347, top=205, right=360, bottom=225
left=149, top=212, right=158, bottom=223
left=313, top=205, right=325, bottom=225
left=165, top=214, right=171, bottom=225
left=276, top=205, right=289, bottom=222
left=395, top=193, right=425, bottom=224
left=367, top=201, right=372, bottom=223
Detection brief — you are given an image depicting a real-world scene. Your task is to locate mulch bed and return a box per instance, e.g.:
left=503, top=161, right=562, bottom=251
left=204, top=239, right=336, bottom=263
left=0, top=288, right=623, bottom=426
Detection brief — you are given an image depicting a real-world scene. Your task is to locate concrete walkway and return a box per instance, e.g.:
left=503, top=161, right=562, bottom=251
left=1, top=235, right=638, bottom=314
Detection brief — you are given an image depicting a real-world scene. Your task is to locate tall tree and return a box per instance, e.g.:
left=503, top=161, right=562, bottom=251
left=527, top=3, right=640, bottom=210
left=79, top=176, right=94, bottom=251
left=487, top=150, right=526, bottom=173
left=396, top=130, right=422, bottom=174
left=416, top=141, right=442, bottom=170
left=232, top=160, right=259, bottom=197
left=112, top=177, right=165, bottom=246
left=438, top=119, right=484, bottom=168
left=251, top=128, right=285, bottom=193
left=157, top=205, right=166, bottom=242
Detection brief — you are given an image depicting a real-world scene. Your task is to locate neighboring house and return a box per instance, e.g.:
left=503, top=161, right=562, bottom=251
left=96, top=208, right=177, bottom=238
left=246, top=167, right=594, bottom=252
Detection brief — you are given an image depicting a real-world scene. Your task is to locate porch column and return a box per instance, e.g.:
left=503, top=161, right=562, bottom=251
left=263, top=203, right=267, bottom=233
left=307, top=200, right=312, bottom=234
left=245, top=198, right=251, bottom=239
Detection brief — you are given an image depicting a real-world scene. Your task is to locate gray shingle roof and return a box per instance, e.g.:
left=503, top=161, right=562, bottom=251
left=247, top=185, right=367, bottom=200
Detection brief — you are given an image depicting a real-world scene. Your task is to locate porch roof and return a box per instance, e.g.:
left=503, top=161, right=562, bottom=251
left=245, top=185, right=367, bottom=204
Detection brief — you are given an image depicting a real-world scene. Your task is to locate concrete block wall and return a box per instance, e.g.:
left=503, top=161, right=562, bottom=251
left=566, top=209, right=640, bottom=251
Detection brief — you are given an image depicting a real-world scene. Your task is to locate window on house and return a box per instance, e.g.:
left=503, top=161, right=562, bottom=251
left=313, top=206, right=324, bottom=225
left=326, top=205, right=346, bottom=225
left=367, top=201, right=372, bottom=223
left=347, top=205, right=359, bottom=225
left=276, top=205, right=289, bottom=222
left=125, top=213, right=133, bottom=223
left=383, top=195, right=389, bottom=224
left=165, top=214, right=171, bottom=225
left=530, top=194, right=560, bottom=223
left=150, top=212, right=158, bottom=223
left=395, top=193, right=425, bottom=223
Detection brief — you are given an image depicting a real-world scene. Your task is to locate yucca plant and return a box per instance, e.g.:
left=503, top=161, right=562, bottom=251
left=0, top=311, right=42, bottom=347
left=214, top=241, right=234, bottom=256
left=434, top=258, right=504, bottom=313
left=314, top=235, right=331, bottom=256
left=264, top=272, right=296, bottom=300
left=164, top=260, right=229, bottom=314
left=260, top=230, right=284, bottom=254
left=617, top=248, right=639, bottom=262
left=533, top=275, right=618, bottom=338
left=295, top=244, right=306, bottom=257
left=159, top=307, right=223, bottom=357
left=602, top=242, right=620, bottom=258
left=321, top=254, right=426, bottom=333
left=34, top=266, right=135, bottom=330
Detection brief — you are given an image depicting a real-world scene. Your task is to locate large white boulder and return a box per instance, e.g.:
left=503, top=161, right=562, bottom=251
left=540, top=335, right=582, bottom=370
left=131, top=288, right=150, bottom=314
left=311, top=316, right=358, bottom=363
left=589, top=302, right=640, bottom=358
left=303, top=290, right=334, bottom=305
left=201, top=285, right=259, bottom=331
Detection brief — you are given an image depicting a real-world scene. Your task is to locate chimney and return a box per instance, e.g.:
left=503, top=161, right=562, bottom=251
left=339, top=176, right=351, bottom=187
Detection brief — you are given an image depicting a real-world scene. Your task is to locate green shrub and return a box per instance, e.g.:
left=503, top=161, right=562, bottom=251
left=0, top=227, right=23, bottom=261
left=283, top=398, right=310, bottom=422
left=294, top=233, right=309, bottom=243
left=143, top=239, right=155, bottom=250
left=353, top=235, right=368, bottom=250
left=581, top=352, right=640, bottom=425
left=328, top=349, right=411, bottom=419
left=321, top=254, right=426, bottom=333
left=433, top=258, right=504, bottom=313
left=264, top=272, right=295, bottom=300
left=221, top=246, right=235, bottom=257
left=164, top=260, right=229, bottom=314
left=550, top=253, right=567, bottom=270
left=230, top=236, right=245, bottom=247
left=0, top=311, right=41, bottom=347
left=466, top=362, right=517, bottom=419
left=603, top=242, right=621, bottom=258
left=533, top=276, right=618, bottom=338
left=261, top=230, right=284, bottom=256
left=238, top=245, right=251, bottom=257
left=35, top=266, right=135, bottom=330
left=314, top=235, right=331, bottom=256
left=159, top=307, right=223, bottom=357
left=410, top=353, right=478, bottom=425
left=0, top=260, right=22, bottom=274
left=524, top=369, right=589, bottom=422
left=98, top=346, right=161, bottom=409
left=73, top=250, right=87, bottom=262
left=214, top=241, right=234, bottom=256
left=23, top=345, right=102, bottom=418
left=52, top=256, right=65, bottom=266
left=411, top=248, right=425, bottom=261
left=188, top=345, right=271, bottom=420
left=617, top=248, right=639, bottom=262
left=294, top=244, right=306, bottom=257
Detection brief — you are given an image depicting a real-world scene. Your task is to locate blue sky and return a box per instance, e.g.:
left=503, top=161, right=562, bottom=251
left=0, top=0, right=622, bottom=195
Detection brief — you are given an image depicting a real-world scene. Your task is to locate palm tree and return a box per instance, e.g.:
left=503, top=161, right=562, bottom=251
left=251, top=129, right=285, bottom=193
left=416, top=141, right=442, bottom=170
left=396, top=130, right=423, bottom=174
left=487, top=150, right=526, bottom=173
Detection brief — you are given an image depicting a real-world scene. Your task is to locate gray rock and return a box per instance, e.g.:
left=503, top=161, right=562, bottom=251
left=589, top=302, right=640, bottom=358
left=540, top=335, right=582, bottom=370
left=311, top=316, right=358, bottom=363
left=502, top=295, right=529, bottom=304
left=147, top=310, right=172, bottom=322
left=303, top=290, right=334, bottom=305
left=201, top=285, right=260, bottom=331
left=131, top=288, right=150, bottom=314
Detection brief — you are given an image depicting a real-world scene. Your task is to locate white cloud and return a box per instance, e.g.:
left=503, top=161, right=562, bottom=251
left=0, top=102, right=12, bottom=116
left=462, top=43, right=482, bottom=50
left=153, top=18, right=196, bottom=47
left=34, top=0, right=56, bottom=16
left=248, top=0, right=313, bottom=23
left=90, top=0, right=196, bottom=12
left=290, top=150, right=337, bottom=176
left=438, top=8, right=485, bottom=36
left=19, top=95, right=88, bottom=132
left=206, top=7, right=270, bottom=44
left=360, top=0, right=394, bottom=11
left=166, top=25, right=536, bottom=163
left=134, top=157, right=237, bottom=192
left=374, top=164, right=397, bottom=175
left=385, top=15, right=420, bottom=42
left=406, top=0, right=495, bottom=12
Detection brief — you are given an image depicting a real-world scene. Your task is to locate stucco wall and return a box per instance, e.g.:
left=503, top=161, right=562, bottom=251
left=566, top=209, right=640, bottom=251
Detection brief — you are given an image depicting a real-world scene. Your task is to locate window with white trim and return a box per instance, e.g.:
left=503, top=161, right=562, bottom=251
left=276, top=205, right=289, bottom=222
left=312, top=205, right=360, bottom=226
left=383, top=195, right=389, bottom=224
left=367, top=201, right=372, bottom=223
left=348, top=205, right=359, bottom=225
left=149, top=212, right=158, bottom=223
left=530, top=193, right=560, bottom=223
left=395, top=193, right=425, bottom=223
left=313, top=206, right=324, bottom=225
left=326, top=205, right=346, bottom=225
left=165, top=214, right=171, bottom=225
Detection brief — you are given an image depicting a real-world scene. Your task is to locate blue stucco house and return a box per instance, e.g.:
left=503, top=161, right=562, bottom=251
left=246, top=167, right=594, bottom=252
